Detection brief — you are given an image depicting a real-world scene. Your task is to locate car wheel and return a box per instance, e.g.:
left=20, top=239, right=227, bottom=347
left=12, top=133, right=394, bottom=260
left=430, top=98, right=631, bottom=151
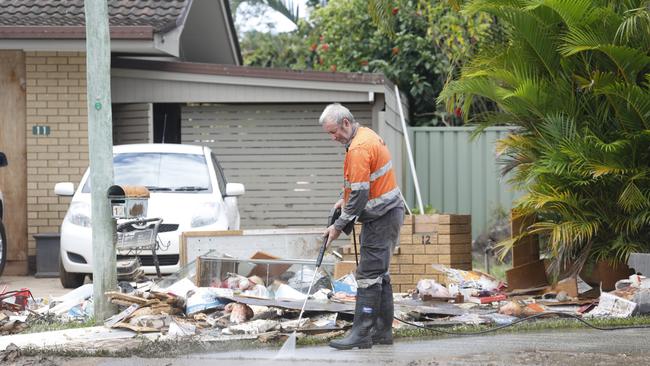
left=0, top=221, right=6, bottom=276
left=59, top=256, right=85, bottom=288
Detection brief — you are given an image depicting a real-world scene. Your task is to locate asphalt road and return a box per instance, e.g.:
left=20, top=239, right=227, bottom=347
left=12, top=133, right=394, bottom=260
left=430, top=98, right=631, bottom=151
left=21, top=327, right=650, bottom=366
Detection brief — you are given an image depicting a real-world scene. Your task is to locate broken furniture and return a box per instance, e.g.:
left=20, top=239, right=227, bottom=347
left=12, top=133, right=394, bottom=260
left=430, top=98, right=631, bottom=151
left=505, top=212, right=549, bottom=291
left=180, top=228, right=327, bottom=266
left=195, top=253, right=336, bottom=293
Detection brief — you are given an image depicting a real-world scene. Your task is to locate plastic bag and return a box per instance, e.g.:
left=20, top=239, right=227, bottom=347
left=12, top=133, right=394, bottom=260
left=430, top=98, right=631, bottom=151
left=185, top=287, right=233, bottom=315
left=417, top=279, right=450, bottom=298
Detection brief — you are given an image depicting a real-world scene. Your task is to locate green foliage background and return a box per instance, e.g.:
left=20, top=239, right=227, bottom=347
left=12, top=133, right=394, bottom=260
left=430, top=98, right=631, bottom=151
left=236, top=0, right=492, bottom=126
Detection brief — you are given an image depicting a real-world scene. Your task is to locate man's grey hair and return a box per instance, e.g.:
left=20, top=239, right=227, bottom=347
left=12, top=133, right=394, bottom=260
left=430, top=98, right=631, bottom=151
left=319, top=103, right=356, bottom=125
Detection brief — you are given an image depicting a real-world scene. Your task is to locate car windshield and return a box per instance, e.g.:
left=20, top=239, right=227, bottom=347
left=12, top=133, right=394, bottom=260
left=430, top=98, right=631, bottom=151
left=82, top=152, right=212, bottom=193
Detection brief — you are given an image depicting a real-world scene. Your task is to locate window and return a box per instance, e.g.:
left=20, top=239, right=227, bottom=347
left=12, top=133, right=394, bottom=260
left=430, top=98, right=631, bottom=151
left=83, top=152, right=212, bottom=193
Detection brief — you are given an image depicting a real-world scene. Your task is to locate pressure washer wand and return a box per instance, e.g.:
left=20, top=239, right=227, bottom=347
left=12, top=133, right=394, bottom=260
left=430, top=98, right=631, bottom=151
left=315, top=233, right=328, bottom=268
left=296, top=205, right=345, bottom=327
left=296, top=233, right=329, bottom=326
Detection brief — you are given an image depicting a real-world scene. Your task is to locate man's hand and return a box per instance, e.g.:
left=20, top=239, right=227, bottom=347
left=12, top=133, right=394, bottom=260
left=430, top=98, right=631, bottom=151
left=334, top=198, right=344, bottom=210
left=323, top=224, right=341, bottom=246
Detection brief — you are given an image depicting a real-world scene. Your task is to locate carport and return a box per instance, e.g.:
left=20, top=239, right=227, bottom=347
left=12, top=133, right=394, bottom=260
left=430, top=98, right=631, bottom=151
left=110, top=59, right=407, bottom=230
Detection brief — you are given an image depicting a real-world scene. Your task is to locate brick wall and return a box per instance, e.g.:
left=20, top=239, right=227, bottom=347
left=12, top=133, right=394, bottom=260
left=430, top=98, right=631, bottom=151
left=25, top=51, right=88, bottom=256
left=341, top=214, right=472, bottom=292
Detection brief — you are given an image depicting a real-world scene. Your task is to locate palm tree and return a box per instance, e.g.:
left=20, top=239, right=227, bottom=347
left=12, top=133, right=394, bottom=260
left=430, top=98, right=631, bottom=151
left=439, top=0, right=650, bottom=276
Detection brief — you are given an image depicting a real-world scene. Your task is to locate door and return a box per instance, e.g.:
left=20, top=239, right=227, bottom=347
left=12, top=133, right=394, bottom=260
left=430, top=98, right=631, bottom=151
left=0, top=51, right=27, bottom=274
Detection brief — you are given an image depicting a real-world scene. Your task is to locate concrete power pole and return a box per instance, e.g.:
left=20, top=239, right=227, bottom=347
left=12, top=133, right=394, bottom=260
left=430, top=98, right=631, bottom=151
left=84, top=0, right=116, bottom=321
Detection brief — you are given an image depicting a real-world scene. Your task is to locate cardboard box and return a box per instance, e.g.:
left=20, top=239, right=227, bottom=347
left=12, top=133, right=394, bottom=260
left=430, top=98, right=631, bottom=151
left=334, top=261, right=357, bottom=279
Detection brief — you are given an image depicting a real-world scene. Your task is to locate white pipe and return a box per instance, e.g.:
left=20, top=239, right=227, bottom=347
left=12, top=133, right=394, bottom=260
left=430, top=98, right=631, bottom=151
left=395, top=85, right=425, bottom=214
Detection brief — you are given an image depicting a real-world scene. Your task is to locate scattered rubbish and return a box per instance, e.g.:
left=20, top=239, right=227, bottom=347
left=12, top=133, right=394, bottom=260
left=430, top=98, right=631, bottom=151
left=167, top=317, right=196, bottom=337
left=225, top=302, right=254, bottom=324
left=274, top=283, right=307, bottom=301
left=483, top=313, right=518, bottom=325
left=0, top=343, right=21, bottom=363
left=35, top=284, right=93, bottom=317
left=468, top=294, right=507, bottom=304
left=223, top=319, right=278, bottom=335
left=185, top=288, right=233, bottom=315
left=433, top=264, right=500, bottom=292
left=331, top=273, right=357, bottom=296
left=585, top=292, right=637, bottom=318
left=522, top=303, right=546, bottom=316
left=105, top=304, right=139, bottom=327
left=0, top=289, right=34, bottom=312
left=6, top=255, right=650, bottom=352
left=499, top=301, right=523, bottom=317
left=449, top=313, right=485, bottom=325
left=163, top=278, right=197, bottom=298
left=417, top=279, right=450, bottom=299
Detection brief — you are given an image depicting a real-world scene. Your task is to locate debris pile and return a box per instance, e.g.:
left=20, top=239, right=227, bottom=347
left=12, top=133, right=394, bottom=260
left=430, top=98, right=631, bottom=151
left=3, top=256, right=650, bottom=350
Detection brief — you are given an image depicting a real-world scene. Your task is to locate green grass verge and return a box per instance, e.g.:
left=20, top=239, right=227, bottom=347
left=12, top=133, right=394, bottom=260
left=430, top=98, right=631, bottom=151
left=22, top=315, right=97, bottom=334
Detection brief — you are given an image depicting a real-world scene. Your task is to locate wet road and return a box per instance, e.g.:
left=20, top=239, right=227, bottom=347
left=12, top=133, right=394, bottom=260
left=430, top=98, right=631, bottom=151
left=53, top=327, right=650, bottom=366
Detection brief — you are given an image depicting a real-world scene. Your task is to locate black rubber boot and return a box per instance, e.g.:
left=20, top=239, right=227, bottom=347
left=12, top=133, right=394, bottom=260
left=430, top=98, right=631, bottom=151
left=372, top=275, right=394, bottom=345
left=329, top=284, right=381, bottom=350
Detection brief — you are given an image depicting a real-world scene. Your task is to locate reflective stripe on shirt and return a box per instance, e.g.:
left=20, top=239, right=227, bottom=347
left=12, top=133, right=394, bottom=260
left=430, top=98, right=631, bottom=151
left=344, top=180, right=370, bottom=190
left=365, top=187, right=401, bottom=210
left=370, top=160, right=392, bottom=182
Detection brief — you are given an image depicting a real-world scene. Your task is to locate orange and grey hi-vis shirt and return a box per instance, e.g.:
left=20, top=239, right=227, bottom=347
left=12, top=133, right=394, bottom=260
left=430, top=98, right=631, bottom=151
left=334, top=126, right=403, bottom=231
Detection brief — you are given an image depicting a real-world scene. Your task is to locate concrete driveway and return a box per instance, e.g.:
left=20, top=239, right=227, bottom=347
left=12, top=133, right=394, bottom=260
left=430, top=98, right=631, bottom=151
left=1, top=275, right=72, bottom=298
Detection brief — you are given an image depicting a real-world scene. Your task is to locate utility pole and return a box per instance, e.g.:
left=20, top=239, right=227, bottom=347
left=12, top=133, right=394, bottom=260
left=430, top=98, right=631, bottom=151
left=84, top=0, right=116, bottom=322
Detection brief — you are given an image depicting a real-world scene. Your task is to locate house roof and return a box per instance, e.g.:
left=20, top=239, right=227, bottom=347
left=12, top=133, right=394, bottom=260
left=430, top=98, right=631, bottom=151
left=0, top=1, right=241, bottom=65
left=112, top=58, right=385, bottom=85
left=0, top=1, right=189, bottom=34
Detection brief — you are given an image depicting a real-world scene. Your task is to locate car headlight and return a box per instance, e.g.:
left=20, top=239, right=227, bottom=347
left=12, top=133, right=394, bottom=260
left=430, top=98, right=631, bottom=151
left=190, top=202, right=219, bottom=228
left=64, top=201, right=92, bottom=228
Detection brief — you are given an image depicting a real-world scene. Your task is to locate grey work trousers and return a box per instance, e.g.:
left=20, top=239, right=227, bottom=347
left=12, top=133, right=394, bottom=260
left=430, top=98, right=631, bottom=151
left=355, top=206, right=404, bottom=288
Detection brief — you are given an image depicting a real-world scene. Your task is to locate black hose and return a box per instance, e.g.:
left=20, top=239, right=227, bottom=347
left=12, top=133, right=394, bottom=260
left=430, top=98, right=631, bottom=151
left=394, top=311, right=650, bottom=335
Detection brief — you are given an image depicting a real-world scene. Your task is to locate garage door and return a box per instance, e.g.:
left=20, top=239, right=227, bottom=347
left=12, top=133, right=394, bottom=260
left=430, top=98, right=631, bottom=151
left=181, top=103, right=372, bottom=229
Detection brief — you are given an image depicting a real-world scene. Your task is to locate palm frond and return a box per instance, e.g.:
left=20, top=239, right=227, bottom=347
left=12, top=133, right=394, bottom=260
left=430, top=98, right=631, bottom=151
left=558, top=26, right=610, bottom=56
left=461, top=0, right=528, bottom=17
left=438, top=77, right=511, bottom=115
left=595, top=81, right=650, bottom=129
left=500, top=9, right=561, bottom=78
left=367, top=0, right=396, bottom=37
left=615, top=3, right=650, bottom=46
left=536, top=0, right=595, bottom=28
left=532, top=219, right=599, bottom=250
left=538, top=113, right=576, bottom=141
left=618, top=181, right=649, bottom=212
left=584, top=133, right=630, bottom=153
left=594, top=45, right=650, bottom=84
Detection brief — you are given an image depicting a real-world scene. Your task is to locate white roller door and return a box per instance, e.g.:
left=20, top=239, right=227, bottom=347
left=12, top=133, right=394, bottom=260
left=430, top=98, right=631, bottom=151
left=181, top=103, right=372, bottom=229
left=112, top=103, right=153, bottom=144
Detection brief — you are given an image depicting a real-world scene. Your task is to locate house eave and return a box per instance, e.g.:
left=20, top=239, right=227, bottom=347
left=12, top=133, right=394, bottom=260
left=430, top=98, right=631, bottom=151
left=0, top=39, right=170, bottom=54
left=0, top=26, right=154, bottom=39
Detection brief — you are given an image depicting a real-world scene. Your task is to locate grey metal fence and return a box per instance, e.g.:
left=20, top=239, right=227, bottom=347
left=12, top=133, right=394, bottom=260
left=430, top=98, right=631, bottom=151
left=403, top=126, right=522, bottom=240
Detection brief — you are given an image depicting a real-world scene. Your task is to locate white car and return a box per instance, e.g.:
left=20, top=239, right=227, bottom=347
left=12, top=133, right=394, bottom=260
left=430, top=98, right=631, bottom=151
left=54, top=144, right=245, bottom=288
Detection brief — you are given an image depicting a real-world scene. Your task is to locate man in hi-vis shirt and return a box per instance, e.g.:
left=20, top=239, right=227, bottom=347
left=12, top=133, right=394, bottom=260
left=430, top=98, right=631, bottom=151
left=319, top=103, right=404, bottom=350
